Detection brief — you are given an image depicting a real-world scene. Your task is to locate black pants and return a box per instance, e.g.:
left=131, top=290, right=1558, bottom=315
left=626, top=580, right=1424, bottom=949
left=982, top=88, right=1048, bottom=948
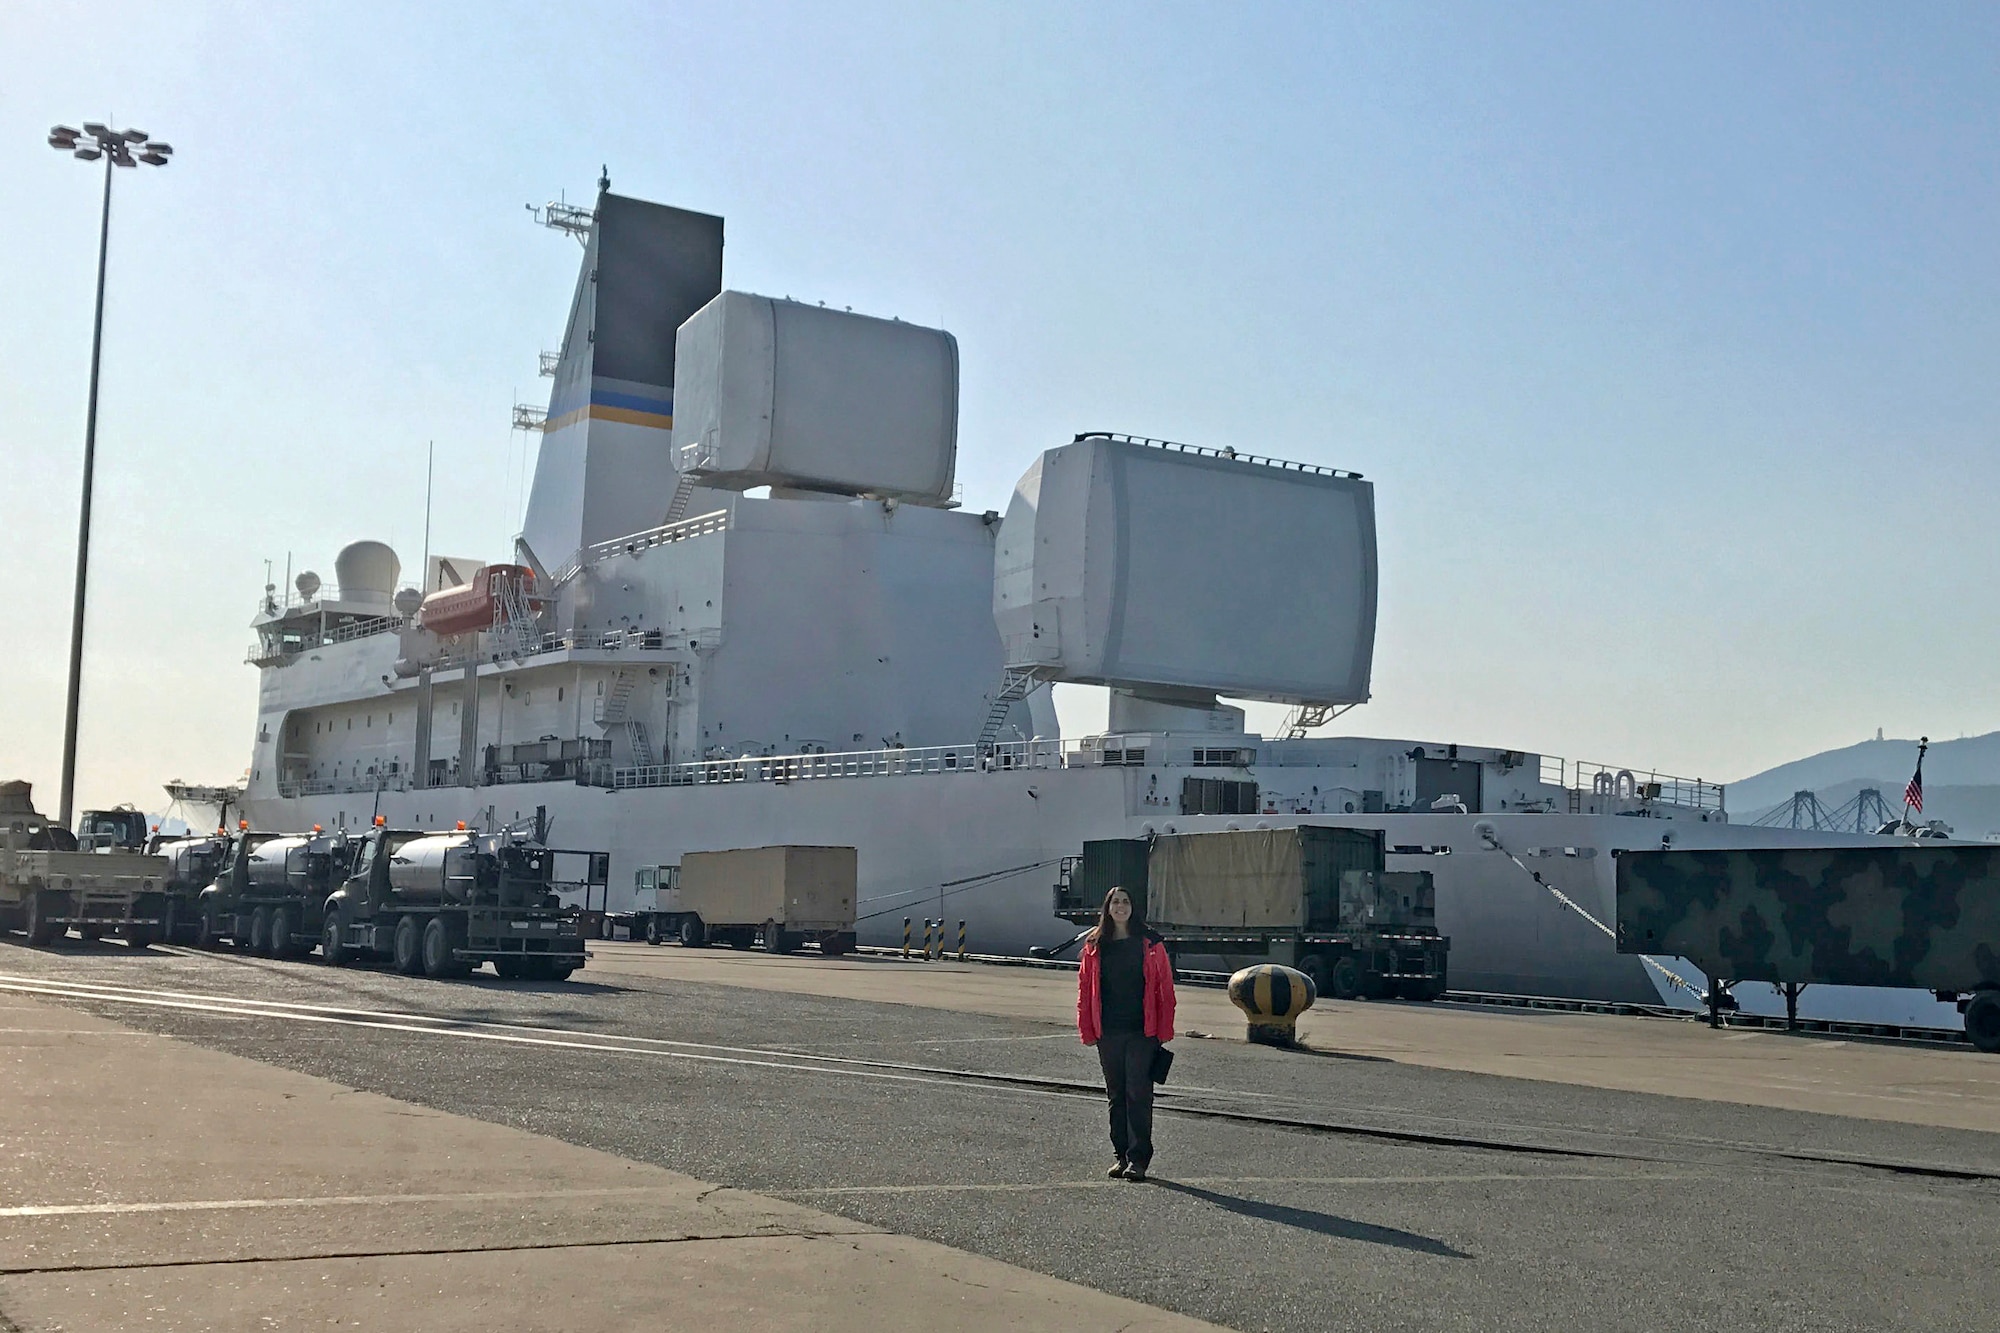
left=1096, top=1031, right=1159, bottom=1166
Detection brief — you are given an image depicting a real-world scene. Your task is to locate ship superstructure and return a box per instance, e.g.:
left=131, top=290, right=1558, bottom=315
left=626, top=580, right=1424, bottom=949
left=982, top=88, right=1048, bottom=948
left=239, top=186, right=1935, bottom=1019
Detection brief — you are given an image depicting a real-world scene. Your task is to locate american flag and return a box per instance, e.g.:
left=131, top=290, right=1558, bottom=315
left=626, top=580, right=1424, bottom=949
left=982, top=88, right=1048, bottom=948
left=1904, top=739, right=1927, bottom=814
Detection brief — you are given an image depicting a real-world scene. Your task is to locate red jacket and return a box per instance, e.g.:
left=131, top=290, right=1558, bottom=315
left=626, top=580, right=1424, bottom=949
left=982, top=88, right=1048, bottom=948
left=1077, top=932, right=1176, bottom=1044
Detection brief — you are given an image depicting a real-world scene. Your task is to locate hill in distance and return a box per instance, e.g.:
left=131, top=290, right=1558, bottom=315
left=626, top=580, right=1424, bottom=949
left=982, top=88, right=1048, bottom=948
left=1729, top=730, right=2000, bottom=838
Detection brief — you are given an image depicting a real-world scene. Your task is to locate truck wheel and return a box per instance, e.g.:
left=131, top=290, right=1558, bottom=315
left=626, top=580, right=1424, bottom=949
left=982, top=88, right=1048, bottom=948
left=124, top=922, right=156, bottom=950
left=1298, top=953, right=1330, bottom=995
left=678, top=916, right=706, bottom=948
left=268, top=904, right=297, bottom=958
left=421, top=916, right=470, bottom=979
left=644, top=916, right=663, bottom=946
left=762, top=920, right=794, bottom=955
left=494, top=957, right=523, bottom=980
left=248, top=907, right=272, bottom=956
left=393, top=916, right=426, bottom=975
left=25, top=892, right=61, bottom=947
left=320, top=910, right=350, bottom=967
left=820, top=933, right=854, bottom=957
left=77, top=924, right=103, bottom=942
left=1327, top=956, right=1362, bottom=1001
left=1966, top=992, right=2000, bottom=1055
left=545, top=962, right=576, bottom=982
left=197, top=909, right=225, bottom=951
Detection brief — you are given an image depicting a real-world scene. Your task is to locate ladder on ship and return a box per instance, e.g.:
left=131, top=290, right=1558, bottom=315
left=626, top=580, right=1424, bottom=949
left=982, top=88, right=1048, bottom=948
left=665, top=472, right=696, bottom=523
left=596, top=669, right=657, bottom=768
left=490, top=573, right=541, bottom=661
left=976, top=668, right=1051, bottom=755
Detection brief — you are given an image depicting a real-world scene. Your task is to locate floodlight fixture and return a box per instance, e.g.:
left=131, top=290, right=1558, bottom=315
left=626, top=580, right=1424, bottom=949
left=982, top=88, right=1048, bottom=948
left=45, top=118, right=173, bottom=828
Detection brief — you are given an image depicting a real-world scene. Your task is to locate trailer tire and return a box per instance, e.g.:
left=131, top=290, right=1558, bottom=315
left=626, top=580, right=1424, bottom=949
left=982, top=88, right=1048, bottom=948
left=248, top=907, right=272, bottom=956
left=545, top=962, right=576, bottom=982
left=1966, top=991, right=2000, bottom=1055
left=678, top=916, right=706, bottom=948
left=1298, top=953, right=1330, bottom=995
left=1327, top=956, right=1362, bottom=1002
left=124, top=922, right=156, bottom=950
left=644, top=916, right=663, bottom=946
left=494, top=957, right=524, bottom=980
left=77, top=924, right=103, bottom=942
left=25, top=892, right=61, bottom=947
left=763, top=920, right=795, bottom=955
left=320, top=910, right=350, bottom=967
left=820, top=933, right=854, bottom=957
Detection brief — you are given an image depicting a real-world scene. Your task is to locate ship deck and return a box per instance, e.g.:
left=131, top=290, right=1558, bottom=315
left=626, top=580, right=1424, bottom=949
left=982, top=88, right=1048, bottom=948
left=2, top=936, right=1995, bottom=1332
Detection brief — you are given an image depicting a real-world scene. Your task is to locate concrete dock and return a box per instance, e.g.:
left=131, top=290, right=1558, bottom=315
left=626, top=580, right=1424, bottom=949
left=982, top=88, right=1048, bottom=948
left=1, top=937, right=1996, bottom=1331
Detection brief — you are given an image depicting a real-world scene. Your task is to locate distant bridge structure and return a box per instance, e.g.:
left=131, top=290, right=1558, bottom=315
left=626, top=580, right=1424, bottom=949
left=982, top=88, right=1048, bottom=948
left=1749, top=786, right=1897, bottom=834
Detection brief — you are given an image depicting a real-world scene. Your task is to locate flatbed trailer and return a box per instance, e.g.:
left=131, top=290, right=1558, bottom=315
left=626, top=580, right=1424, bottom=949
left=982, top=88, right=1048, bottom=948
left=1, top=784, right=167, bottom=947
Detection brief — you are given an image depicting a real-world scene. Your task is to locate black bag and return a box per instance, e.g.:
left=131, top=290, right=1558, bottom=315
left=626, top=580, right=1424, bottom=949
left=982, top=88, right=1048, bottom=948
left=1150, top=1043, right=1174, bottom=1084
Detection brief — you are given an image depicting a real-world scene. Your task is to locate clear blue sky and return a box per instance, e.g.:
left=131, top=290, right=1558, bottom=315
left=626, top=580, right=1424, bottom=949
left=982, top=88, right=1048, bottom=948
left=4, top=1, right=1997, bottom=814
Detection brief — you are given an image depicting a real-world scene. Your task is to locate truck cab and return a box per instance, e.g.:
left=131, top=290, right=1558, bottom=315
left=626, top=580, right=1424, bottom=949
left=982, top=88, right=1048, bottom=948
left=77, top=808, right=150, bottom=853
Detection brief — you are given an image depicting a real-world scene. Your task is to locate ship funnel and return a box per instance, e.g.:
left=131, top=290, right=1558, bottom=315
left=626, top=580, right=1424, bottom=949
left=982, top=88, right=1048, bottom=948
left=334, top=541, right=400, bottom=606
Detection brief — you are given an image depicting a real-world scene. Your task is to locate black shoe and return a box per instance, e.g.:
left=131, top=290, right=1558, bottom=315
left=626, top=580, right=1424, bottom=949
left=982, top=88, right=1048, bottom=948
left=1108, top=1160, right=1128, bottom=1179
left=1124, top=1163, right=1148, bottom=1183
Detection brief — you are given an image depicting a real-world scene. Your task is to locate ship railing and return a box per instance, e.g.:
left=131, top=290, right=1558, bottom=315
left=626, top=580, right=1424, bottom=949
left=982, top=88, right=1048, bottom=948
left=276, top=773, right=411, bottom=799
left=611, top=739, right=1078, bottom=791
left=1538, top=756, right=1725, bottom=812
left=1071, top=432, right=1364, bottom=480
left=247, top=613, right=408, bottom=665
left=548, top=509, right=732, bottom=589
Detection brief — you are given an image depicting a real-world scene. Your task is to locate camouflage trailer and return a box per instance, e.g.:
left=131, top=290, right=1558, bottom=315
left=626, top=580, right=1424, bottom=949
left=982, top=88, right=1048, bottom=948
left=0, top=780, right=169, bottom=948
left=1616, top=845, right=2000, bottom=1053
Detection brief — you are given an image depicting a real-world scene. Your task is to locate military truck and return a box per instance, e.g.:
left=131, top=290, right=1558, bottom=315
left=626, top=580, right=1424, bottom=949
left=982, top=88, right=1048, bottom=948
left=197, top=828, right=348, bottom=957
left=0, top=781, right=168, bottom=947
left=152, top=832, right=231, bottom=944
left=1051, top=826, right=1450, bottom=1001
left=1617, top=843, right=2000, bottom=1053
left=76, top=806, right=150, bottom=852
left=318, top=817, right=588, bottom=980
left=635, top=846, right=858, bottom=955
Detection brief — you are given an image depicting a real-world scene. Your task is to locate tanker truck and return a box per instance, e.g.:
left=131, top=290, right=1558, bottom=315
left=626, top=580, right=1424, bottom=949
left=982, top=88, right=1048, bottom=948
left=197, top=828, right=350, bottom=957
left=318, top=818, right=587, bottom=981
left=153, top=832, right=230, bottom=944
left=0, top=781, right=168, bottom=947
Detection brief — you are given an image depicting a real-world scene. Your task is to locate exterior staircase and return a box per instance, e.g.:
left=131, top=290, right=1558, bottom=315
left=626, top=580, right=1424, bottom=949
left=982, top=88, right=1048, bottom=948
left=976, top=668, right=1050, bottom=754
left=595, top=669, right=657, bottom=768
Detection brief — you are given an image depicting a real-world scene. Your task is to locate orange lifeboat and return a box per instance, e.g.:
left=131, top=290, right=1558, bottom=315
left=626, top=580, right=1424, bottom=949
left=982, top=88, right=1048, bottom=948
left=417, top=564, right=537, bottom=637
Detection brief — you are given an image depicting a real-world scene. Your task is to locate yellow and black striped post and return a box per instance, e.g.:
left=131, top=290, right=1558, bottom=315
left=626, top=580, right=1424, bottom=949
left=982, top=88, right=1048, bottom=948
left=902, top=917, right=911, bottom=959
left=923, top=918, right=935, bottom=960
left=1227, top=964, right=1318, bottom=1047
left=957, top=920, right=967, bottom=961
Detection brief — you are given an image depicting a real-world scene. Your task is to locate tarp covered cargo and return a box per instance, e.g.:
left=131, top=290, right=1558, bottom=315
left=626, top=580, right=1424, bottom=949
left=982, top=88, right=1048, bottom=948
left=1616, top=844, right=2000, bottom=990
left=1147, top=827, right=1384, bottom=932
left=677, top=845, right=857, bottom=931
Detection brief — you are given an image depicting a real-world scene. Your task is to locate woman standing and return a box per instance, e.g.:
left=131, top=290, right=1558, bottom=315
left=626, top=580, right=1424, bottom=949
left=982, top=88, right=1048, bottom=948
left=1076, top=886, right=1176, bottom=1181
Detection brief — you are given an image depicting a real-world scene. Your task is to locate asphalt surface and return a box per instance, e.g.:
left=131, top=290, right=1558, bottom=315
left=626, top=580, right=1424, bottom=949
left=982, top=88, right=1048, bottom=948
left=3, top=937, right=1996, bottom=1333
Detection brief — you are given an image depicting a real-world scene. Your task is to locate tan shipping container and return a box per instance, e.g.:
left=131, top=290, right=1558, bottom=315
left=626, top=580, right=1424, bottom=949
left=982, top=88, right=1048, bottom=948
left=677, top=846, right=857, bottom=932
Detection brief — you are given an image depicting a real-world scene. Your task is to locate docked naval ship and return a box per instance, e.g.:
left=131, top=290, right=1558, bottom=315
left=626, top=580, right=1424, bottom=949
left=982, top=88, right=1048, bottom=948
left=235, top=187, right=1922, bottom=1017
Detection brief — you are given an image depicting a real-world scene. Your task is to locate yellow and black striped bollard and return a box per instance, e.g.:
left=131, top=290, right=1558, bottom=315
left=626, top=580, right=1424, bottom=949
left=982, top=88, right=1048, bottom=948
left=1227, top=964, right=1317, bottom=1047
left=957, top=920, right=967, bottom=962
left=923, top=918, right=935, bottom=960
left=902, top=917, right=911, bottom=959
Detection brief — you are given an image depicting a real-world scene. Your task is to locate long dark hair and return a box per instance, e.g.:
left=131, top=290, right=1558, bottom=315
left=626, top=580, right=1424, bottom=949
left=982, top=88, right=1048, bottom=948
left=1091, top=886, right=1148, bottom=945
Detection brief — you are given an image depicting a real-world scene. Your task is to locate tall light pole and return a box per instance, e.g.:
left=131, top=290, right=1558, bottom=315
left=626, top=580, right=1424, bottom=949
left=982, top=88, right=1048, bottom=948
left=46, top=122, right=172, bottom=829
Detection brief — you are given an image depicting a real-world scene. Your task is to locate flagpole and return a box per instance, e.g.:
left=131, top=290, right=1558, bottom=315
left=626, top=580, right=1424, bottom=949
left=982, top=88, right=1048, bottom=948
left=1902, top=736, right=1928, bottom=824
